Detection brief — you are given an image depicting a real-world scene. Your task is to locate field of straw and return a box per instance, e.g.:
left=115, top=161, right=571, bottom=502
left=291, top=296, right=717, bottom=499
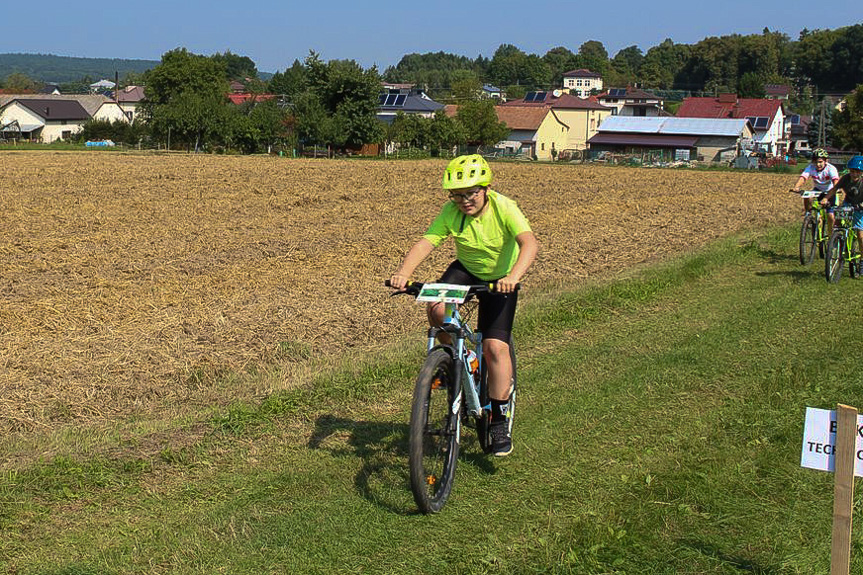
left=0, top=152, right=796, bottom=433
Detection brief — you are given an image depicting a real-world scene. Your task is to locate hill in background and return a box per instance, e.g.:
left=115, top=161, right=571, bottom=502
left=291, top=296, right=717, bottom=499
left=0, top=53, right=159, bottom=83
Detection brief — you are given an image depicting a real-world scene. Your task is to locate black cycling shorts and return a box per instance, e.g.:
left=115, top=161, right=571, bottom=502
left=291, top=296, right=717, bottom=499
left=437, top=260, right=517, bottom=343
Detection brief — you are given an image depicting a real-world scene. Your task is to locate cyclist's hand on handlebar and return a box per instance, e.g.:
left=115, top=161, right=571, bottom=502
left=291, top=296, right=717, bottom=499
left=496, top=275, right=519, bottom=294
left=388, top=273, right=410, bottom=291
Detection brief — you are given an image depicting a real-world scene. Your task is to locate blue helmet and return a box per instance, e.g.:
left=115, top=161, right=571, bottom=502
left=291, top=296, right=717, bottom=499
left=848, top=155, right=863, bottom=171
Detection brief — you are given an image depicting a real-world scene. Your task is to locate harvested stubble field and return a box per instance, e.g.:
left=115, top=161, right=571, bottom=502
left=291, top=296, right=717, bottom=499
left=0, top=152, right=795, bottom=435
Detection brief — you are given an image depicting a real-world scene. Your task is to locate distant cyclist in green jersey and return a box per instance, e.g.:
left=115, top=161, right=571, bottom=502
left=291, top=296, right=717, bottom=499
left=821, top=155, right=863, bottom=273
left=389, top=155, right=539, bottom=456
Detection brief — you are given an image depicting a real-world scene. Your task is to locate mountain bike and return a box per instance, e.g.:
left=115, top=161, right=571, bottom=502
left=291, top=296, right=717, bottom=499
left=386, top=281, right=517, bottom=514
left=793, top=190, right=829, bottom=265
left=824, top=205, right=862, bottom=283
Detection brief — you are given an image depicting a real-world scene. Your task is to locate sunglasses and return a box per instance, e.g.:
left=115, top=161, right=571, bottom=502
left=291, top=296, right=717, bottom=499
left=448, top=189, right=482, bottom=202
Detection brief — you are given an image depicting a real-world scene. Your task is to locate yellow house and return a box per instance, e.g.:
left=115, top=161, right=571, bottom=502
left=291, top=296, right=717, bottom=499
left=494, top=105, right=568, bottom=161
left=499, top=91, right=614, bottom=154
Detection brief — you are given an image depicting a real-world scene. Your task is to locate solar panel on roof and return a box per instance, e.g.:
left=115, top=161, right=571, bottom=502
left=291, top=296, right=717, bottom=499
left=754, top=117, right=769, bottom=129
left=394, top=94, right=407, bottom=107
left=534, top=92, right=547, bottom=102
left=523, top=92, right=535, bottom=102
left=379, top=94, right=387, bottom=105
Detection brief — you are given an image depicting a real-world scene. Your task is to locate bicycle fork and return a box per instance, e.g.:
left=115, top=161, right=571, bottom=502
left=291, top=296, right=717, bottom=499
left=427, top=327, right=485, bottom=418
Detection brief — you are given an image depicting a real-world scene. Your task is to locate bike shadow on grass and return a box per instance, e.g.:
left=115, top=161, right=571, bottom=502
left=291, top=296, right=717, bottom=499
left=752, top=244, right=804, bottom=265
left=755, top=269, right=820, bottom=280
left=308, top=414, right=496, bottom=515
left=678, top=539, right=783, bottom=574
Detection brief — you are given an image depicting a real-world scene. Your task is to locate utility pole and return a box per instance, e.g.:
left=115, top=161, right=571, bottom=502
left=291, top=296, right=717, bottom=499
left=818, top=98, right=827, bottom=147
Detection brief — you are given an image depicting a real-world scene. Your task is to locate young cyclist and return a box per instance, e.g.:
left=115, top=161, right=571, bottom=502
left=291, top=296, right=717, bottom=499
left=820, top=155, right=863, bottom=273
left=791, top=148, right=840, bottom=232
left=389, top=155, right=539, bottom=456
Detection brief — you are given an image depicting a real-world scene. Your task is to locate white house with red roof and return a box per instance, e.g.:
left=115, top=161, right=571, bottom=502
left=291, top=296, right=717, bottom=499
left=562, top=69, right=603, bottom=97
left=675, top=94, right=788, bottom=154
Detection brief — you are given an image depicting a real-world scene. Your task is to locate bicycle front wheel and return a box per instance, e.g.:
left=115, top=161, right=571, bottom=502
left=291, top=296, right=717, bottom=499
left=849, top=233, right=861, bottom=278
left=409, top=348, right=460, bottom=514
left=799, top=214, right=817, bottom=265
left=825, top=233, right=844, bottom=283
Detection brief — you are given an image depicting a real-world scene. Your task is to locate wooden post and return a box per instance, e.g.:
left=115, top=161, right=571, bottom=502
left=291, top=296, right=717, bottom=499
left=831, top=404, right=858, bottom=575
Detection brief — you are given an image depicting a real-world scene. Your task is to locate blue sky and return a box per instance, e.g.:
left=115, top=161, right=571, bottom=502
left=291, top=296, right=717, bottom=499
left=2, top=1, right=860, bottom=73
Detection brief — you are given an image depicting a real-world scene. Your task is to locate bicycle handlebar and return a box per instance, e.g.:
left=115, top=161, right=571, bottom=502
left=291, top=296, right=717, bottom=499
left=791, top=189, right=823, bottom=199
left=384, top=280, right=520, bottom=297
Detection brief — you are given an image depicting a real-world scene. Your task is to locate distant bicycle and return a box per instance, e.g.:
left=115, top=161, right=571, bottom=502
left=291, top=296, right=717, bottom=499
left=824, top=205, right=862, bottom=283
left=792, top=189, right=829, bottom=265
left=386, top=281, right=517, bottom=514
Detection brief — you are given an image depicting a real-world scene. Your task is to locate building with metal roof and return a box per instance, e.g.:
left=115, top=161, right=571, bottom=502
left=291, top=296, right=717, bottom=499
left=675, top=95, right=787, bottom=154
left=588, top=116, right=755, bottom=163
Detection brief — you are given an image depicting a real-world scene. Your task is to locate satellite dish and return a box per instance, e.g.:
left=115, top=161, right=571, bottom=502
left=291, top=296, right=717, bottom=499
left=552, top=89, right=562, bottom=97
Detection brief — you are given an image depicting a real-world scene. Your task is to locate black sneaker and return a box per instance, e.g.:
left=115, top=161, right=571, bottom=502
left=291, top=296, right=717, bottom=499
left=489, top=421, right=513, bottom=457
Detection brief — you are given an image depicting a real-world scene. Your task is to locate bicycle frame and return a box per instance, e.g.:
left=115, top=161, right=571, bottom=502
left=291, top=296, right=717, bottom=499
left=825, top=206, right=862, bottom=282
left=427, top=302, right=485, bottom=417
left=801, top=190, right=829, bottom=242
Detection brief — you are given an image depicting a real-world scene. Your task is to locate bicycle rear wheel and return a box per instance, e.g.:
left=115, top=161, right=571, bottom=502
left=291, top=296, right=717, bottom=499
left=849, top=234, right=861, bottom=278
left=409, top=348, right=460, bottom=514
left=799, top=215, right=817, bottom=265
left=477, top=340, right=518, bottom=454
left=825, top=233, right=844, bottom=283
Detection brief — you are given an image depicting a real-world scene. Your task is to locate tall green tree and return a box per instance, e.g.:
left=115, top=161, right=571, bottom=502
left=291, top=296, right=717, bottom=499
left=211, top=51, right=258, bottom=80
left=268, top=59, right=308, bottom=101
left=141, top=48, right=230, bottom=150
left=543, top=47, right=579, bottom=86
left=455, top=99, right=509, bottom=146
left=575, top=41, right=609, bottom=77
left=290, top=52, right=384, bottom=148
left=3, top=72, right=39, bottom=92
left=638, top=39, right=691, bottom=89
left=608, top=46, right=644, bottom=86
left=738, top=71, right=766, bottom=98
left=428, top=109, right=466, bottom=150
left=488, top=44, right=551, bottom=90
left=833, top=85, right=863, bottom=152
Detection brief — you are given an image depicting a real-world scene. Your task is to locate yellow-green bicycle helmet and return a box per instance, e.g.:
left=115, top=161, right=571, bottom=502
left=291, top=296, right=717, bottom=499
left=442, top=154, right=492, bottom=189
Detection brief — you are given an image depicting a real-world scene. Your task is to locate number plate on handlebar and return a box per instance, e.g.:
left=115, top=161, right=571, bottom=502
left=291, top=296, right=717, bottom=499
left=416, top=283, right=470, bottom=304
left=799, top=191, right=821, bottom=199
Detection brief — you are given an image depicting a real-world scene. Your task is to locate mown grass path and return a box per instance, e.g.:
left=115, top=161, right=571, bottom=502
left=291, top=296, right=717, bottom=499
left=2, top=224, right=862, bottom=574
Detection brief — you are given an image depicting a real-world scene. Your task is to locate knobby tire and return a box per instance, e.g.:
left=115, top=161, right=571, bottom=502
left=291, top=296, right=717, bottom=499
left=799, top=214, right=817, bottom=265
left=825, top=233, right=844, bottom=283
left=849, top=234, right=861, bottom=279
left=409, top=348, right=460, bottom=514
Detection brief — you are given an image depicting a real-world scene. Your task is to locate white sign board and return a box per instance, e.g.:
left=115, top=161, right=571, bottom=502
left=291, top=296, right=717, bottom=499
left=416, top=283, right=470, bottom=304
left=801, top=407, right=863, bottom=476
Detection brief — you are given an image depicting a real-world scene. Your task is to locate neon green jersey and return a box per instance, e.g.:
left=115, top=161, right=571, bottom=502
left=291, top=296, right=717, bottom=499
left=423, top=189, right=532, bottom=281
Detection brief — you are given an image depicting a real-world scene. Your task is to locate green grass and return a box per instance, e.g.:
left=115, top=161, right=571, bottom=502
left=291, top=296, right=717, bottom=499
left=3, top=223, right=863, bottom=574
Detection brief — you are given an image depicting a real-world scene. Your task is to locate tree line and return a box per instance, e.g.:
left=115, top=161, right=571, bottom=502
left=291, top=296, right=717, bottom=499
left=4, top=24, right=863, bottom=153
left=77, top=48, right=507, bottom=154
